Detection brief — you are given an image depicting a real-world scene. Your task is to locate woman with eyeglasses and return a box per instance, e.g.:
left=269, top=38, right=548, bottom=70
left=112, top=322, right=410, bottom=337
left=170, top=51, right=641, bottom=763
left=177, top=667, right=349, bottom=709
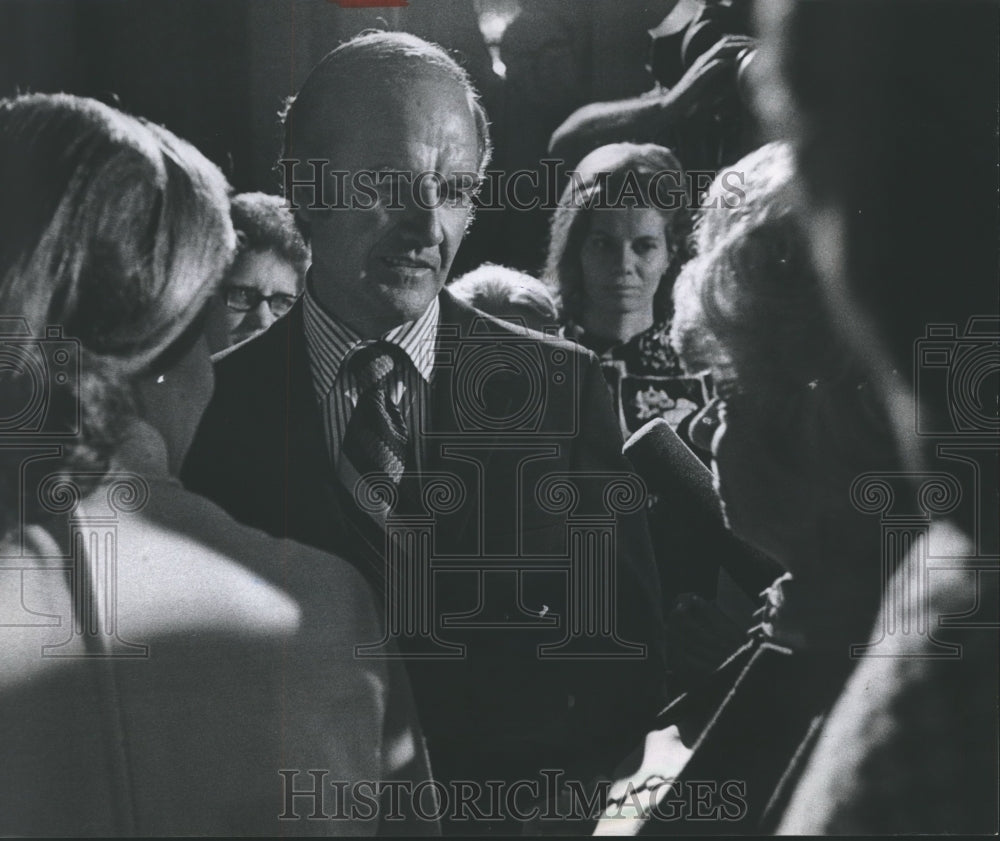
left=205, top=191, right=308, bottom=351
left=593, top=142, right=900, bottom=834
left=0, top=94, right=428, bottom=835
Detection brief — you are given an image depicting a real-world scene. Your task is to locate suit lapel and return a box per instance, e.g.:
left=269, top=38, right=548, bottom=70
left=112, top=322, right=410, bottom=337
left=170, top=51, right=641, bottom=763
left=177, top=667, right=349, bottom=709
left=280, top=292, right=529, bottom=567
left=277, top=303, right=347, bottom=552
left=424, top=292, right=529, bottom=553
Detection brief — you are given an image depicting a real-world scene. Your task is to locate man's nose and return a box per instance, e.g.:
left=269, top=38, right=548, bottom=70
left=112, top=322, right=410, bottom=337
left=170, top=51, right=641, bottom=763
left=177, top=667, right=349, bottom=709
left=400, top=187, right=446, bottom=247
left=244, top=300, right=275, bottom=331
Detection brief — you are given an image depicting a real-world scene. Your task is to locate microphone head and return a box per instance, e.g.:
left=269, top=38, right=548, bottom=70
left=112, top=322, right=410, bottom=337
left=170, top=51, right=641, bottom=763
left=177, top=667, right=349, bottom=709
left=624, top=418, right=718, bottom=514
left=624, top=418, right=782, bottom=601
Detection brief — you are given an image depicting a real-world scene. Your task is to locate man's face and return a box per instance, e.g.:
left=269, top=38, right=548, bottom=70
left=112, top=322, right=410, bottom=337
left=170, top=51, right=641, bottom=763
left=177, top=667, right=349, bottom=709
left=300, top=72, right=480, bottom=336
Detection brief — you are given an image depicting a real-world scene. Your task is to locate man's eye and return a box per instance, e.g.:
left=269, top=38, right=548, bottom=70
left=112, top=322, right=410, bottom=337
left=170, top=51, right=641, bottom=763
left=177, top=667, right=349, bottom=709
left=634, top=239, right=661, bottom=255
left=445, top=178, right=479, bottom=206
left=224, top=286, right=254, bottom=307
left=375, top=173, right=406, bottom=203
left=269, top=294, right=298, bottom=316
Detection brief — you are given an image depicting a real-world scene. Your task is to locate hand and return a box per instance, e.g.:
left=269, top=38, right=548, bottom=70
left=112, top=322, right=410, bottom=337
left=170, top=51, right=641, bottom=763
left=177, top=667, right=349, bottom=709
left=547, top=34, right=756, bottom=164
left=666, top=34, right=757, bottom=118
left=594, top=726, right=693, bottom=833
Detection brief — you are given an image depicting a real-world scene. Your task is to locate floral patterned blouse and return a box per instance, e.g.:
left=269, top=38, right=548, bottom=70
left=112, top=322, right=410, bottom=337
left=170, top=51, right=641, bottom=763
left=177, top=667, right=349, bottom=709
left=566, top=320, right=708, bottom=437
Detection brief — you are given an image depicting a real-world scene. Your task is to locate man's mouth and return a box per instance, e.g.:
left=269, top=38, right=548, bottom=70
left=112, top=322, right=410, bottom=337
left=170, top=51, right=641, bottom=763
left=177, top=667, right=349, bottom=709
left=607, top=280, right=649, bottom=295
left=382, top=255, right=435, bottom=271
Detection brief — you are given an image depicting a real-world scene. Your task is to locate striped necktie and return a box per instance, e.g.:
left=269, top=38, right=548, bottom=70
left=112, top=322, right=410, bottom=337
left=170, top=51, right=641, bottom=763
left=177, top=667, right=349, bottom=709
left=337, top=341, right=411, bottom=523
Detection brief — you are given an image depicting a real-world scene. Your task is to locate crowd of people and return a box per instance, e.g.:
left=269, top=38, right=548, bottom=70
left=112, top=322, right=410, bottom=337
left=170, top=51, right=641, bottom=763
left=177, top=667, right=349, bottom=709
left=0, top=0, right=996, bottom=835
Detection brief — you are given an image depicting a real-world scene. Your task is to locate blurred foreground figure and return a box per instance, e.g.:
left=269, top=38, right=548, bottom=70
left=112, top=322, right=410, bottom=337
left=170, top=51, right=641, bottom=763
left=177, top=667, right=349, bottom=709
left=205, top=192, right=308, bottom=352
left=0, top=93, right=429, bottom=835
left=593, top=141, right=897, bottom=834
left=754, top=0, right=1000, bottom=833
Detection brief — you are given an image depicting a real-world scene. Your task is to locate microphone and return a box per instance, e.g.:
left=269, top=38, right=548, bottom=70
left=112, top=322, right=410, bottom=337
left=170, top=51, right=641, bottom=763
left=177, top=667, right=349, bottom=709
left=624, top=418, right=720, bottom=516
left=624, top=418, right=780, bottom=600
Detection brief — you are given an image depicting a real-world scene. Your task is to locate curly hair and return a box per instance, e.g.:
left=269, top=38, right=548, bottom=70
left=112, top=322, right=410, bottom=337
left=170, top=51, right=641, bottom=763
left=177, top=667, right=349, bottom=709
left=0, top=93, right=234, bottom=539
left=449, top=264, right=558, bottom=327
left=670, top=141, right=895, bottom=475
left=672, top=143, right=844, bottom=396
left=543, top=142, right=690, bottom=329
left=230, top=192, right=309, bottom=278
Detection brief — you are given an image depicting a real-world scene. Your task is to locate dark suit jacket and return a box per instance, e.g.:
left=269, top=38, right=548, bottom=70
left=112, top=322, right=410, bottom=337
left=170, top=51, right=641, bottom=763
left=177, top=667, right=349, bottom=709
left=184, top=290, right=668, bottom=807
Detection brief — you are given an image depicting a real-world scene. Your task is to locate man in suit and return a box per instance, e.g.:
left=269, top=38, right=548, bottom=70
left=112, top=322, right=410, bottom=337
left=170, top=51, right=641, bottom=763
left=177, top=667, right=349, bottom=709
left=184, top=31, right=666, bottom=829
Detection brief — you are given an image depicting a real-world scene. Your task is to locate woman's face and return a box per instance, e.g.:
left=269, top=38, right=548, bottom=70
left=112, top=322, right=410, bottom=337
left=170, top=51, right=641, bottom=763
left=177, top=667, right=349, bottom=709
left=579, top=206, right=671, bottom=327
left=206, top=250, right=302, bottom=352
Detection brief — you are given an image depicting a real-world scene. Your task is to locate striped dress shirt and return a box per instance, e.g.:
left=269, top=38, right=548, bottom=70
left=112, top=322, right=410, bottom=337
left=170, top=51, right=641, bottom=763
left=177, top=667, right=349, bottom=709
left=302, top=285, right=439, bottom=472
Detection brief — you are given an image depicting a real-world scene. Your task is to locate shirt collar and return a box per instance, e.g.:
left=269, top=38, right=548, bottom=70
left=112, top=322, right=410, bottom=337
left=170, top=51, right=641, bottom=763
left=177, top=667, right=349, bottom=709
left=303, top=280, right=439, bottom=401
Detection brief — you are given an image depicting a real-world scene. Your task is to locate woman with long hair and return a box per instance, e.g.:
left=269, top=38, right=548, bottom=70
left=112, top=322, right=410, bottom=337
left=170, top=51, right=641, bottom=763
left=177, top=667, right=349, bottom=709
left=544, top=142, right=702, bottom=434
left=0, top=93, right=429, bottom=836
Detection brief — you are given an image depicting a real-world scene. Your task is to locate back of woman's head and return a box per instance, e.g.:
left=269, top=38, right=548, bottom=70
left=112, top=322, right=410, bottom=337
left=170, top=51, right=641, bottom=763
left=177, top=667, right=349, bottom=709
left=545, top=142, right=689, bottom=325
left=672, top=141, right=896, bottom=478
left=693, top=141, right=798, bottom=256
left=0, top=93, right=234, bottom=536
left=673, top=142, right=819, bottom=393
left=0, top=94, right=234, bottom=368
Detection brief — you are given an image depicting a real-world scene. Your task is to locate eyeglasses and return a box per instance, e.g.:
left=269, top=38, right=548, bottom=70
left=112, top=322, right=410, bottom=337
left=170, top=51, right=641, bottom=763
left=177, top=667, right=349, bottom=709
left=221, top=285, right=298, bottom=317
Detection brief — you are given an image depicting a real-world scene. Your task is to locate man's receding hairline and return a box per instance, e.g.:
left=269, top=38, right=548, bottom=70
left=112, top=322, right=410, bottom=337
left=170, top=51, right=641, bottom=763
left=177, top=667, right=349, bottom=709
left=306, top=64, right=472, bottom=109
left=290, top=67, right=481, bottom=156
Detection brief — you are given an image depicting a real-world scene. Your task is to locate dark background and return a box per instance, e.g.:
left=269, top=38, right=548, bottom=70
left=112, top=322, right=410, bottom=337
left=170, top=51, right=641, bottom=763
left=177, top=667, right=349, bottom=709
left=0, top=0, right=677, bottom=273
